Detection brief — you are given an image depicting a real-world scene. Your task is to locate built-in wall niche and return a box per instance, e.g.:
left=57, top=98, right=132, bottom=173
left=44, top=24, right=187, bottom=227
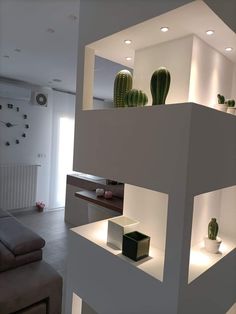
left=93, top=56, right=133, bottom=110
left=188, top=185, right=236, bottom=283
left=123, top=184, right=169, bottom=281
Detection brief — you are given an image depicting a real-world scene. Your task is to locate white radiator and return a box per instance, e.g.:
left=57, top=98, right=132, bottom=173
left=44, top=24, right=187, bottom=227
left=0, top=164, right=39, bottom=210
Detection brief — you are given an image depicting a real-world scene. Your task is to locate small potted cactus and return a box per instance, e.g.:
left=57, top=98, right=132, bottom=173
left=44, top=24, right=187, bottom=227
left=216, top=94, right=227, bottom=112
left=226, top=99, right=236, bottom=115
left=204, top=218, right=222, bottom=253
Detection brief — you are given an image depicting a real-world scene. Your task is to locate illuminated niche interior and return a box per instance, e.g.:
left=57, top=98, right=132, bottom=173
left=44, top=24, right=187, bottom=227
left=72, top=184, right=168, bottom=282
left=81, top=0, right=235, bottom=110
left=188, top=185, right=236, bottom=283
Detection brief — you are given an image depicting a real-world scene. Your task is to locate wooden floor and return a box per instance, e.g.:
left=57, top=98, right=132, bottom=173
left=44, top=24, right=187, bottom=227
left=13, top=209, right=71, bottom=279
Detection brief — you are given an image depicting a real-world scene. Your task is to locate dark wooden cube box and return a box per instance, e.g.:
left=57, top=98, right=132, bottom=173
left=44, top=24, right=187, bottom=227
left=122, top=231, right=150, bottom=261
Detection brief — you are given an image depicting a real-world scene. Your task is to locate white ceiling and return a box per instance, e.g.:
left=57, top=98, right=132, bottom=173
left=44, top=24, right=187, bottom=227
left=89, top=0, right=236, bottom=68
left=0, top=0, right=79, bottom=93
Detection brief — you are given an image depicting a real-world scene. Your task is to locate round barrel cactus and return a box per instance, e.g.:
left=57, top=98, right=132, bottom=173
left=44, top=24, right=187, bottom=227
left=150, top=67, right=171, bottom=105
left=124, top=89, right=148, bottom=107
left=113, top=70, right=133, bottom=107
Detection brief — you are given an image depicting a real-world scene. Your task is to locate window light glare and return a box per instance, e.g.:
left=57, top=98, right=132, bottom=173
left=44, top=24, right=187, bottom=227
left=206, top=30, right=214, bottom=35
left=160, top=27, right=169, bottom=33
left=124, top=39, right=132, bottom=45
left=126, top=57, right=132, bottom=61
left=225, top=47, right=233, bottom=52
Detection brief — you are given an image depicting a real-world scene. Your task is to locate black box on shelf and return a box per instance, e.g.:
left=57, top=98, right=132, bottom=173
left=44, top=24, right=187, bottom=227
left=122, top=231, right=150, bottom=261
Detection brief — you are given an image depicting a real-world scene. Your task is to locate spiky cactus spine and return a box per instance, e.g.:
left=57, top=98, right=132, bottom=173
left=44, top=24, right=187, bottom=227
left=217, top=94, right=225, bottom=104
left=150, top=67, right=171, bottom=105
left=124, top=89, right=148, bottom=107
left=208, top=218, right=219, bottom=240
left=114, top=70, right=132, bottom=107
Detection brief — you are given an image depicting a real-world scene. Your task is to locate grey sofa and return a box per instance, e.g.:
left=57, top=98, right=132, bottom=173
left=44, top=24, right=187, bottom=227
left=0, top=209, right=62, bottom=314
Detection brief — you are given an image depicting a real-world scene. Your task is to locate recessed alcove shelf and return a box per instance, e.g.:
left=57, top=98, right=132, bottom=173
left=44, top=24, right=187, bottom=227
left=71, top=219, right=165, bottom=282
left=188, top=185, right=236, bottom=283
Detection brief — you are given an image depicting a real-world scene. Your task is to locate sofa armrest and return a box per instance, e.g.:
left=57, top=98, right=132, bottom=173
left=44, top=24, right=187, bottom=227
left=0, top=217, right=45, bottom=256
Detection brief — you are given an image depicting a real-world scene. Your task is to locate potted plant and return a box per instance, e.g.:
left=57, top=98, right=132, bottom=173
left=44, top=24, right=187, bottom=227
left=216, top=94, right=228, bottom=112
left=226, top=99, right=236, bottom=115
left=204, top=218, right=222, bottom=253
left=36, top=201, right=45, bottom=212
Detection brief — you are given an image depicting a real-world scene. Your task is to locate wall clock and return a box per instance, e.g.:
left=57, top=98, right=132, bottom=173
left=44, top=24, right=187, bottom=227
left=0, top=103, right=29, bottom=146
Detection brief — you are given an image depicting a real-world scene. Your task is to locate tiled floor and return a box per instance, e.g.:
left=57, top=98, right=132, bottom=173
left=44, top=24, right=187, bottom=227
left=13, top=209, right=71, bottom=279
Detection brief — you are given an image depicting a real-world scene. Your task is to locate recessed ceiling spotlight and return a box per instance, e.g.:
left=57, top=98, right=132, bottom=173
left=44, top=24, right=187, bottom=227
left=126, top=57, right=132, bottom=61
left=160, top=27, right=169, bottom=32
left=14, top=48, right=21, bottom=52
left=68, top=14, right=78, bottom=21
left=206, top=30, right=214, bottom=35
left=124, top=39, right=132, bottom=45
left=3, top=55, right=10, bottom=58
left=53, top=78, right=62, bottom=82
left=47, top=28, right=55, bottom=33
left=225, top=47, right=233, bottom=52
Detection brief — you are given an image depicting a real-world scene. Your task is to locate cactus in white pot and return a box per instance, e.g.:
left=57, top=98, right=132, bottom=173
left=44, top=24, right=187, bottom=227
left=204, top=218, right=222, bottom=253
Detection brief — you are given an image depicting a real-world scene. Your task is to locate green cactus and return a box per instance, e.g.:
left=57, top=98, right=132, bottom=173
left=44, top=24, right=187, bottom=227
left=208, top=218, right=219, bottom=240
left=124, top=89, right=148, bottom=107
left=225, top=99, right=235, bottom=107
left=113, top=70, right=133, bottom=107
left=150, top=67, right=171, bottom=105
left=217, top=94, right=225, bottom=104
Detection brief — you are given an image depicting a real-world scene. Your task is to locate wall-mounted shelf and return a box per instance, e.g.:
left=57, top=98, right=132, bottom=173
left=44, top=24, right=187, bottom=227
left=75, top=190, right=123, bottom=213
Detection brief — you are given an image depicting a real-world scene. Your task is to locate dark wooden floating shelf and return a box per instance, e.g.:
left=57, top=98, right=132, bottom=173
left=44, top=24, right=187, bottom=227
left=75, top=190, right=123, bottom=214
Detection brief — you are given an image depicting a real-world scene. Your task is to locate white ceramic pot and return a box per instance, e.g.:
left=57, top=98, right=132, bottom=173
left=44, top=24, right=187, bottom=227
left=204, top=237, right=222, bottom=254
left=215, top=104, right=228, bottom=112
left=227, top=107, right=236, bottom=115
left=107, top=216, right=139, bottom=249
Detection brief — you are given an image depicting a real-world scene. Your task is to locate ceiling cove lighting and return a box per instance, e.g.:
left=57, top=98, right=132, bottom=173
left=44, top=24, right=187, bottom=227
left=206, top=30, right=214, bottom=35
left=160, top=27, right=169, bottom=32
left=225, top=47, right=233, bottom=52
left=124, top=39, right=132, bottom=45
left=126, top=57, right=132, bottom=61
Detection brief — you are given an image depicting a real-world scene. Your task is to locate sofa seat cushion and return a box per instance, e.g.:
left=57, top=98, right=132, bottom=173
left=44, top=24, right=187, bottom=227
left=0, top=217, right=45, bottom=255
left=0, top=261, right=62, bottom=314
left=0, top=209, right=11, bottom=219
left=0, top=241, right=42, bottom=272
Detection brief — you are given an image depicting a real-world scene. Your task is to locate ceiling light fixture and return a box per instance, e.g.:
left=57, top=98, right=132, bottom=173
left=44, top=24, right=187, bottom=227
left=126, top=57, right=132, bottom=61
left=225, top=47, right=233, bottom=52
left=53, top=78, right=62, bottom=82
left=206, top=30, right=214, bottom=35
left=14, top=48, right=21, bottom=52
left=160, top=27, right=169, bottom=32
left=124, top=39, right=132, bottom=45
left=3, top=55, right=10, bottom=58
left=47, top=28, right=55, bottom=33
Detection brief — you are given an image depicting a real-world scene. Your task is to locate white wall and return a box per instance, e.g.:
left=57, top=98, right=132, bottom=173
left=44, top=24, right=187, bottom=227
left=231, top=65, right=236, bottom=99
left=0, top=87, right=53, bottom=206
left=189, top=36, right=233, bottom=107
left=133, top=36, right=193, bottom=105
left=0, top=86, right=75, bottom=209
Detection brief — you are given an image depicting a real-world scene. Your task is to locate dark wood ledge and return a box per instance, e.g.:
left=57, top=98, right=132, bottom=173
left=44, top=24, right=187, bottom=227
left=75, top=190, right=123, bottom=214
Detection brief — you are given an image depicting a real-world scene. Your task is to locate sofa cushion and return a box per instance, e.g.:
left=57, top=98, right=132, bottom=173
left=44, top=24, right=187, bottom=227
left=0, top=261, right=62, bottom=314
left=0, top=217, right=45, bottom=255
left=0, top=241, right=42, bottom=272
left=0, top=209, right=11, bottom=219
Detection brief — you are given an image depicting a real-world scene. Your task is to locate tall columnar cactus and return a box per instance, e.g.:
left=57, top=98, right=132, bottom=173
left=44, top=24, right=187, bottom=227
left=217, top=94, right=225, bottom=104
left=208, top=218, right=219, bottom=240
left=150, top=67, right=171, bottom=105
left=113, top=70, right=133, bottom=107
left=124, top=89, right=148, bottom=107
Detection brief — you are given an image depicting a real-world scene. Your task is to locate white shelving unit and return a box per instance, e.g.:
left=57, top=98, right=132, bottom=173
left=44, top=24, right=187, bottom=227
left=66, top=103, right=236, bottom=314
